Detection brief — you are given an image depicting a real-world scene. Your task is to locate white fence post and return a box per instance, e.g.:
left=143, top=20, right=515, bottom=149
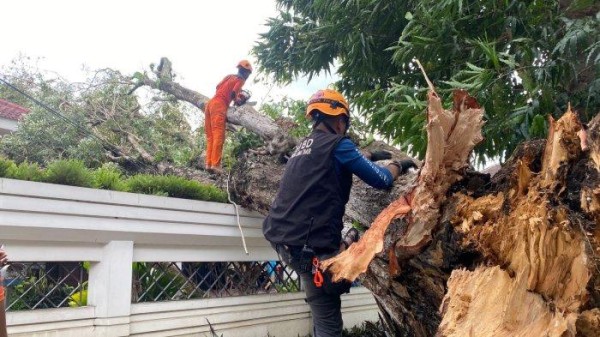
left=88, top=241, right=134, bottom=336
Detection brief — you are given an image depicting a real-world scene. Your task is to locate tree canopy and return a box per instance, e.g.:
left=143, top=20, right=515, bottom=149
left=0, top=60, right=198, bottom=171
left=253, top=0, right=600, bottom=162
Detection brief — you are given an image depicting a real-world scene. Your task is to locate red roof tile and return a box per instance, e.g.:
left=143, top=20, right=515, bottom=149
left=0, top=99, right=30, bottom=121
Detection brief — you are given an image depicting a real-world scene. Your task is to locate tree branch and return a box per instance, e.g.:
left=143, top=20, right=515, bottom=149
left=135, top=57, right=296, bottom=153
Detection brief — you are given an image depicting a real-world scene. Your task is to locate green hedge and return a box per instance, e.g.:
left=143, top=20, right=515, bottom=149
left=0, top=157, right=227, bottom=203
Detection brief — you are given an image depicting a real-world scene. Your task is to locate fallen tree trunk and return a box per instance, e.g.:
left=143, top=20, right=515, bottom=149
left=136, top=58, right=599, bottom=336
left=437, top=110, right=599, bottom=337
left=333, top=107, right=599, bottom=336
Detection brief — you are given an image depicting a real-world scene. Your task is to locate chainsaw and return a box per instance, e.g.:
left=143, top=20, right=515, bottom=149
left=235, top=89, right=255, bottom=106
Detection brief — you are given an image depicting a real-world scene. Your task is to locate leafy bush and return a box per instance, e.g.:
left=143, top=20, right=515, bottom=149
left=0, top=157, right=16, bottom=177
left=7, top=162, right=45, bottom=182
left=231, top=130, right=264, bottom=158
left=125, top=174, right=227, bottom=202
left=45, top=159, right=94, bottom=187
left=92, top=163, right=127, bottom=191
left=68, top=287, right=88, bottom=307
left=7, top=275, right=73, bottom=311
left=132, top=262, right=191, bottom=302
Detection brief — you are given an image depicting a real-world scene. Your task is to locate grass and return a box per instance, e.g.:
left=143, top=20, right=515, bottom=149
left=0, top=157, right=228, bottom=203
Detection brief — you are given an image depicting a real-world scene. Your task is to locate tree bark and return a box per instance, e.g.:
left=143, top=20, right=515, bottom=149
left=135, top=59, right=599, bottom=337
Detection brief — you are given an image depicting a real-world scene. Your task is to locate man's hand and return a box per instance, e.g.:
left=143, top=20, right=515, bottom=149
left=0, top=248, right=7, bottom=266
left=366, top=150, right=393, bottom=161
left=389, top=159, right=418, bottom=176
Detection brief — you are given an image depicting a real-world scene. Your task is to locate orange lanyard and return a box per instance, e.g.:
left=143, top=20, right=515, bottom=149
left=312, top=257, right=324, bottom=288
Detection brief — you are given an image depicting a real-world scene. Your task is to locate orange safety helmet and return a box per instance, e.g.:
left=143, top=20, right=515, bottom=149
left=237, top=60, right=253, bottom=72
left=305, top=89, right=350, bottom=119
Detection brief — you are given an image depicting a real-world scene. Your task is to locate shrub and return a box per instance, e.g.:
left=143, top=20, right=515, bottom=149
left=231, top=130, right=264, bottom=158
left=0, top=157, right=16, bottom=177
left=45, top=159, right=94, bottom=187
left=125, top=174, right=227, bottom=202
left=92, top=163, right=127, bottom=191
left=68, top=287, right=88, bottom=307
left=7, top=162, right=45, bottom=182
left=124, top=174, right=168, bottom=196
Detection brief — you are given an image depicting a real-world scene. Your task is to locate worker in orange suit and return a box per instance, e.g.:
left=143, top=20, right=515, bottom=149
left=0, top=246, right=8, bottom=337
left=204, top=60, right=252, bottom=173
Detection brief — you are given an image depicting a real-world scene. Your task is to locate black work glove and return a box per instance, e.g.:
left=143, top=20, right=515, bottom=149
left=368, top=150, right=393, bottom=161
left=391, top=159, right=418, bottom=174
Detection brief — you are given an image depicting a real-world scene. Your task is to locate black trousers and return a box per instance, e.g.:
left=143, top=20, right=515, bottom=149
left=272, top=243, right=350, bottom=337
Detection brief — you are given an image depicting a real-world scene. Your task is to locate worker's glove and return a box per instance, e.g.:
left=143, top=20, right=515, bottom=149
left=368, top=150, right=393, bottom=162
left=390, top=159, right=418, bottom=174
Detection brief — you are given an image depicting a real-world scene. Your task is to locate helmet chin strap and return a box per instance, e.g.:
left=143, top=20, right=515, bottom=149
left=312, top=113, right=349, bottom=135
left=314, top=119, right=347, bottom=135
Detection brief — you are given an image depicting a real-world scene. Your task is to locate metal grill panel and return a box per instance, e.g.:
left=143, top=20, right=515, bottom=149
left=132, top=261, right=301, bottom=303
left=4, top=262, right=88, bottom=311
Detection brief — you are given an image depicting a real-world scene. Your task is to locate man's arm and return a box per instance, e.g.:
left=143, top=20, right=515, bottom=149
left=334, top=139, right=401, bottom=189
left=231, top=77, right=246, bottom=103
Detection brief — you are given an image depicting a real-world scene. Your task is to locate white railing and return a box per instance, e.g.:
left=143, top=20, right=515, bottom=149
left=0, top=178, right=378, bottom=337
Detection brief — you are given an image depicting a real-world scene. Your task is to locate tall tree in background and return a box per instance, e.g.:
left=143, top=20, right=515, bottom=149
left=254, top=0, right=600, bottom=162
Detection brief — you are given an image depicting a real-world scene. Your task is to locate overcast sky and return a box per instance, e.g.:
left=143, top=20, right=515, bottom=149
left=1, top=0, right=335, bottom=107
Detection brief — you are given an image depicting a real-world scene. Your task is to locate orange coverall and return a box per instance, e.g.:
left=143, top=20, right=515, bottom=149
left=204, top=74, right=245, bottom=169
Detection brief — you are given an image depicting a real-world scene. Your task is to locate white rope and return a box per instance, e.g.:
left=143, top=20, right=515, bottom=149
left=226, top=169, right=249, bottom=255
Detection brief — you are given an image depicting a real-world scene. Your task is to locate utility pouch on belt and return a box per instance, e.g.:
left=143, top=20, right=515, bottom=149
left=297, top=245, right=315, bottom=274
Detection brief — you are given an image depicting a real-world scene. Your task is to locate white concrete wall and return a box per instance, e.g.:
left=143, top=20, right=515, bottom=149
left=0, top=178, right=380, bottom=336
left=0, top=116, right=18, bottom=135
left=6, top=289, right=378, bottom=337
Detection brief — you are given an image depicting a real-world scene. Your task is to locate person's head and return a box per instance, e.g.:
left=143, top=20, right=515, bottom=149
left=305, top=89, right=350, bottom=135
left=237, top=60, right=253, bottom=80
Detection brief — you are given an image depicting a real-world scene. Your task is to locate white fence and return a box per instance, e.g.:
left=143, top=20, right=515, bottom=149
left=0, top=178, right=379, bottom=337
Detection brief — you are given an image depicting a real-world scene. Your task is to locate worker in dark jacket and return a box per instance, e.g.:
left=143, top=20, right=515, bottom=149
left=263, top=89, right=416, bottom=337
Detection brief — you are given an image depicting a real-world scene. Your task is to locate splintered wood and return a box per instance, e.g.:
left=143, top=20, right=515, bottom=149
left=321, top=90, right=484, bottom=282
left=439, top=266, right=579, bottom=337
left=439, top=109, right=599, bottom=337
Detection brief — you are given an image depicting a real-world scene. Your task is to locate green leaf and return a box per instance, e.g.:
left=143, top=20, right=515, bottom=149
left=529, top=114, right=547, bottom=138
